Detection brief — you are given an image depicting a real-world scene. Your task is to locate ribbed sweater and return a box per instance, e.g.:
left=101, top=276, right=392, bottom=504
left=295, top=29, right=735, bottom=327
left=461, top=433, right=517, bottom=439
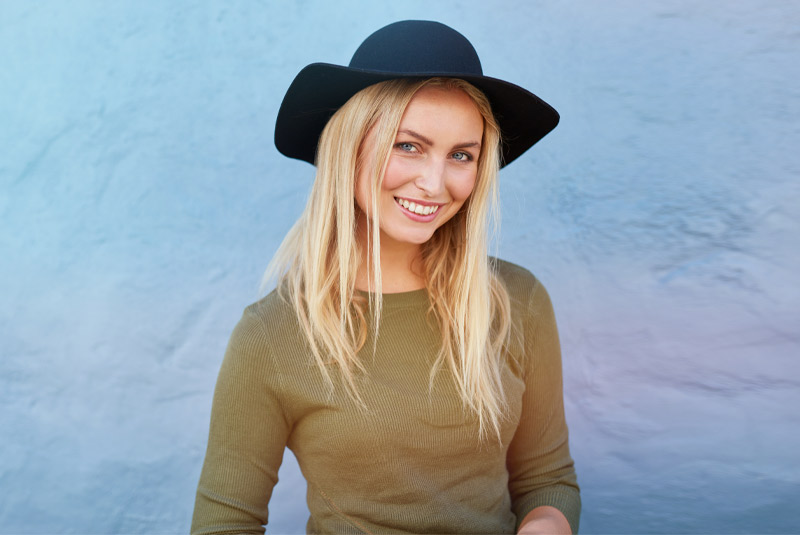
left=191, top=259, right=580, bottom=534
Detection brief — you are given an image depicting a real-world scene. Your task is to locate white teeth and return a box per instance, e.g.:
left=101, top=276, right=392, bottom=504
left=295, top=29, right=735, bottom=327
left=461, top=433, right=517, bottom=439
left=395, top=197, right=439, bottom=216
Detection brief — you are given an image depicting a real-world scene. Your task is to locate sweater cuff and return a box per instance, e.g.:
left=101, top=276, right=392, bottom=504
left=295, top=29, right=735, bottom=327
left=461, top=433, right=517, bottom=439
left=514, top=486, right=582, bottom=534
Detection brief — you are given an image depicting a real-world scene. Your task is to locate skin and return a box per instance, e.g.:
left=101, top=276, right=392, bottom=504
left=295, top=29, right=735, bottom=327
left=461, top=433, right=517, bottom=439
left=354, top=85, right=572, bottom=534
left=518, top=506, right=572, bottom=535
left=354, top=85, right=483, bottom=292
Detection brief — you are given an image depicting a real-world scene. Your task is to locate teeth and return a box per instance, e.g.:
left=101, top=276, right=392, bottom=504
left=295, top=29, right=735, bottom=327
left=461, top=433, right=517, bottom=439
left=396, top=197, right=439, bottom=216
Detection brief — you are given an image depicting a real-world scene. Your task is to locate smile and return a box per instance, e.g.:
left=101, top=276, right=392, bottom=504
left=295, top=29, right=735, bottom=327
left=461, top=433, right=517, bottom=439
left=394, top=197, right=442, bottom=216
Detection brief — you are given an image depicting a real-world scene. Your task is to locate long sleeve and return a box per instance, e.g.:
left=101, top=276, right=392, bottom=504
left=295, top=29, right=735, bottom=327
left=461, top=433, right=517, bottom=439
left=506, top=279, right=581, bottom=533
left=191, top=307, right=292, bottom=535
left=192, top=267, right=579, bottom=534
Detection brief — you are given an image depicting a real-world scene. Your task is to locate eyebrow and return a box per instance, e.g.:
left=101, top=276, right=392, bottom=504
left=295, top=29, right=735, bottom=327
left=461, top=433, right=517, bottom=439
left=398, top=129, right=481, bottom=150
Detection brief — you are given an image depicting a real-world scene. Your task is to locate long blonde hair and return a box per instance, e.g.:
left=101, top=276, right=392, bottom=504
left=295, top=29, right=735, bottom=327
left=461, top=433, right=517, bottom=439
left=265, top=77, right=511, bottom=438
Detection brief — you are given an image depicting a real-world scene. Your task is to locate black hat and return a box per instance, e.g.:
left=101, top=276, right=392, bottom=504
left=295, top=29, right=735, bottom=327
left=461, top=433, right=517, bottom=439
left=274, top=20, right=559, bottom=168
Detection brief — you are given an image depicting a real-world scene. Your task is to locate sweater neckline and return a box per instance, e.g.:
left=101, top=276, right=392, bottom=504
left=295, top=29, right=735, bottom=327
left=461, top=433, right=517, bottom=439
left=356, top=288, right=429, bottom=309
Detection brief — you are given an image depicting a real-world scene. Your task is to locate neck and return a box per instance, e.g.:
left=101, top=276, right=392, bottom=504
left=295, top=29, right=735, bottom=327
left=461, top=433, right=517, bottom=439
left=355, top=227, right=425, bottom=293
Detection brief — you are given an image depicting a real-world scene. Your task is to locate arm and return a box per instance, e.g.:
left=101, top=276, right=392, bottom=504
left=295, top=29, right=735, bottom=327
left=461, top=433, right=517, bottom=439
left=191, top=307, right=292, bottom=535
left=507, top=280, right=581, bottom=534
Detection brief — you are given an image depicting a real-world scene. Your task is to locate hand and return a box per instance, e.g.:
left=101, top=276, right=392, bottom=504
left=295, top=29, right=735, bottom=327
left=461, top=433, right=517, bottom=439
left=517, top=505, right=572, bottom=535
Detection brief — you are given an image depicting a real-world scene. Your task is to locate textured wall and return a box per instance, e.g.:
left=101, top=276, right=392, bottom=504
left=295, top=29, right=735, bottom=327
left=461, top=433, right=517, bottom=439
left=1, top=1, right=798, bottom=533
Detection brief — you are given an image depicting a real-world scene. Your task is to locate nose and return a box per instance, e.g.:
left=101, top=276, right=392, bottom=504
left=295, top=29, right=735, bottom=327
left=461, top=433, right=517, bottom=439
left=413, top=157, right=447, bottom=197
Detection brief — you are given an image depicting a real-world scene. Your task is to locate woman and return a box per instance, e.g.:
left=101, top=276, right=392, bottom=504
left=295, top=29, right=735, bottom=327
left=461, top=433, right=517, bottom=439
left=192, top=20, right=580, bottom=535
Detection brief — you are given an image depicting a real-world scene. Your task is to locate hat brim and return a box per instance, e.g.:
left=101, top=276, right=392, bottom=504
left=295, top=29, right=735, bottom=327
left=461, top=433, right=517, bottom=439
left=274, top=63, right=559, bottom=168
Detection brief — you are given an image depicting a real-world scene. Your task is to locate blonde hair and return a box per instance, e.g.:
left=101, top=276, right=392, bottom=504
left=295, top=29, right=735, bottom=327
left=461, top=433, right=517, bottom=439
left=264, top=78, right=511, bottom=439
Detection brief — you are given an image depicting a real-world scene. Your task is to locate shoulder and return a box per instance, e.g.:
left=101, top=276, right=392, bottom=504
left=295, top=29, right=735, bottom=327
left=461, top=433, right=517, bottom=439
left=243, top=288, right=298, bottom=334
left=225, top=288, right=306, bottom=368
left=490, top=257, right=551, bottom=308
left=491, top=260, right=562, bottom=379
left=491, top=257, right=537, bottom=289
left=490, top=257, right=559, bottom=346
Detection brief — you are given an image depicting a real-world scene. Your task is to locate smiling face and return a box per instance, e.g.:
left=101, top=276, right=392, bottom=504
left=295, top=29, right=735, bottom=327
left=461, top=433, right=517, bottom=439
left=355, top=85, right=485, bottom=255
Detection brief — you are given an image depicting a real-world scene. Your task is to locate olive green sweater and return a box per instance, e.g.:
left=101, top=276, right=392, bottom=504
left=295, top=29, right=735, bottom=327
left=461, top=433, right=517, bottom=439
left=192, top=260, right=580, bottom=534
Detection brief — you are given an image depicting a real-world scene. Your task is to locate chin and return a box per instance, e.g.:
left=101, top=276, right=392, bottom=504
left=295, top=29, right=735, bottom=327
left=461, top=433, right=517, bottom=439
left=388, top=230, right=436, bottom=246
left=402, top=236, right=435, bottom=246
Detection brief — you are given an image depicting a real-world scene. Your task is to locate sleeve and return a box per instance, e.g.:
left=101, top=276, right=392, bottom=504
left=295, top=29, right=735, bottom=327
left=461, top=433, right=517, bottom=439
left=191, top=307, right=292, bottom=535
left=506, top=280, right=581, bottom=534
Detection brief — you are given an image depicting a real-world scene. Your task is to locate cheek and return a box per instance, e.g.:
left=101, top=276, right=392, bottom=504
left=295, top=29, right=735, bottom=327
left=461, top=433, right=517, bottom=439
left=354, top=169, right=371, bottom=214
left=447, top=171, right=478, bottom=202
left=381, top=158, right=409, bottom=192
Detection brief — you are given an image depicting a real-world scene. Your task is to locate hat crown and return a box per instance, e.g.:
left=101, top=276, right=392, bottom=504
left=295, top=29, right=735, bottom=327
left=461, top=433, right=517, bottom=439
left=275, top=20, right=559, bottom=167
left=349, top=20, right=483, bottom=76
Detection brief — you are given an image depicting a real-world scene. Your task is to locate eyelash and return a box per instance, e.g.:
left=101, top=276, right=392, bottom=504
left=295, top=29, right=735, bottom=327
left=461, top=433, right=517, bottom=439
left=394, top=142, right=473, bottom=162
left=396, top=142, right=417, bottom=153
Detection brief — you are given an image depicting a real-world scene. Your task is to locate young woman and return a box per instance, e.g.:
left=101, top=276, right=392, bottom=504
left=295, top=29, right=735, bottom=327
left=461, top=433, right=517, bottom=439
left=192, top=20, right=580, bottom=535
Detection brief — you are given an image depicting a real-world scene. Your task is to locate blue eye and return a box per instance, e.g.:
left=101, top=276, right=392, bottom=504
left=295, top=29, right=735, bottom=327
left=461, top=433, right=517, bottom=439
left=396, top=142, right=416, bottom=152
left=452, top=151, right=472, bottom=161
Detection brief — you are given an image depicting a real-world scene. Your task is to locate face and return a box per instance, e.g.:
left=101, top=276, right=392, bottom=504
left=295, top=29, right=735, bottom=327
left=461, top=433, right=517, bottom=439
left=355, top=85, right=484, bottom=253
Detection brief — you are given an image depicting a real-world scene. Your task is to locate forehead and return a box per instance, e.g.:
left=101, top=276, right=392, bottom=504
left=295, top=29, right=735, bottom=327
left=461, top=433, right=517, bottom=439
left=399, top=86, right=484, bottom=134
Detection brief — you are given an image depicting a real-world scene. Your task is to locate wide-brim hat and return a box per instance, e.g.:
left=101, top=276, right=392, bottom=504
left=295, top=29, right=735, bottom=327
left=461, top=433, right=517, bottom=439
left=274, top=20, right=559, bottom=168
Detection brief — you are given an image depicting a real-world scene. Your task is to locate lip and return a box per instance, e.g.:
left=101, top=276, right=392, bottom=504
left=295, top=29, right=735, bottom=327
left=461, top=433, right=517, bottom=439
left=394, top=196, right=445, bottom=222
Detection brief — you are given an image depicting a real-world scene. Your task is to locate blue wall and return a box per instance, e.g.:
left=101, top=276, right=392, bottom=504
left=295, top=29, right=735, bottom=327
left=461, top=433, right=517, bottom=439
left=1, top=1, right=798, bottom=533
